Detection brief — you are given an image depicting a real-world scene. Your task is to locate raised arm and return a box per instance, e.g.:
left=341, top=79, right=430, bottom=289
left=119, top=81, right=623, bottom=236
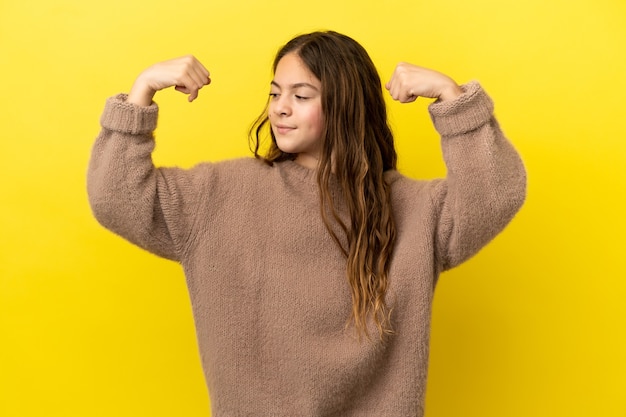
left=87, top=56, right=212, bottom=261
left=386, top=63, right=527, bottom=271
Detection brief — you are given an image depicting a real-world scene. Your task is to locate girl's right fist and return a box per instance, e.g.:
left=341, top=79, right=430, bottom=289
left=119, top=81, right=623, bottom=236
left=128, top=55, right=211, bottom=106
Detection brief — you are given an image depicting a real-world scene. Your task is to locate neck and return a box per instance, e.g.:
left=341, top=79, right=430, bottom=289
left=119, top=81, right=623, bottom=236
left=295, top=153, right=337, bottom=173
left=294, top=153, right=319, bottom=170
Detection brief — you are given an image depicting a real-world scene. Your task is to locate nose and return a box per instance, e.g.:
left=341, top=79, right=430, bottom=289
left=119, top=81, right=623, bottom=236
left=271, top=95, right=291, bottom=117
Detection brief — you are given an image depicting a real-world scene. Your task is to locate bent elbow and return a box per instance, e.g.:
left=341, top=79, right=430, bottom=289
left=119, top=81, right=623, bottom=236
left=88, top=192, right=127, bottom=236
left=501, top=159, right=527, bottom=224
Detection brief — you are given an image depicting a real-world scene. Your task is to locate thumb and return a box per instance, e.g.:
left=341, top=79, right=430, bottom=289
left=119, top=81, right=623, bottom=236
left=174, top=85, right=200, bottom=102
left=188, top=89, right=199, bottom=102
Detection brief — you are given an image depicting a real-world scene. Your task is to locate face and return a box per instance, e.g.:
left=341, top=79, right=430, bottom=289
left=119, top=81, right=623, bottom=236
left=269, top=53, right=324, bottom=169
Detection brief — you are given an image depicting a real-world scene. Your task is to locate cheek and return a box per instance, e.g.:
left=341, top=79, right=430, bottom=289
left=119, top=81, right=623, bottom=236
left=309, top=107, right=324, bottom=133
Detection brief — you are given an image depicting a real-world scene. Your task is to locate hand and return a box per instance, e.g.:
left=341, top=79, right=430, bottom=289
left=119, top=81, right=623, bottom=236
left=385, top=63, right=462, bottom=103
left=127, top=55, right=211, bottom=106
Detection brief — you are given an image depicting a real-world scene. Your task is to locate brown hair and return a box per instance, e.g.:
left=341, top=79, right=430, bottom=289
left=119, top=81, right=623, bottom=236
left=250, top=31, right=397, bottom=339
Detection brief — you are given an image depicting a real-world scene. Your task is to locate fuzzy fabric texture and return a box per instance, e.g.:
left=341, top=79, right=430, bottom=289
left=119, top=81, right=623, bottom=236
left=87, top=81, right=526, bottom=416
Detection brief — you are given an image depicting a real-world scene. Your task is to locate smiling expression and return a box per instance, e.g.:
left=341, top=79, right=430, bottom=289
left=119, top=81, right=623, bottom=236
left=268, top=53, right=324, bottom=169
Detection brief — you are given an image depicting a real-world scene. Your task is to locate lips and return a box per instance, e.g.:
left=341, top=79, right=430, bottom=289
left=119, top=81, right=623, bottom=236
left=274, top=124, right=296, bottom=135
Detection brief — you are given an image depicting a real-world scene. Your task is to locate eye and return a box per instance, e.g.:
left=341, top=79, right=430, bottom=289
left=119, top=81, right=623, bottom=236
left=269, top=92, right=280, bottom=99
left=295, top=95, right=310, bottom=100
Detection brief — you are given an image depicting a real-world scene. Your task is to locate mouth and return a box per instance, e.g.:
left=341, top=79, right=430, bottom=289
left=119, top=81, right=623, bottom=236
left=274, top=125, right=296, bottom=135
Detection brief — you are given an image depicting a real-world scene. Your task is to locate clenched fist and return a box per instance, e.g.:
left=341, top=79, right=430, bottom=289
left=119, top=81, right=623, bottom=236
left=385, top=63, right=462, bottom=103
left=128, top=55, right=211, bottom=106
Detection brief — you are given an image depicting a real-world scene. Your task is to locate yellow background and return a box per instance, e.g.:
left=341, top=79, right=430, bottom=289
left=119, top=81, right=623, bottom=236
left=1, top=0, right=625, bottom=416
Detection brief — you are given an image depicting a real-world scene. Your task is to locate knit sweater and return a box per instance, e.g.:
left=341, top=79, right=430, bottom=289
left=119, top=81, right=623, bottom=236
left=87, top=81, right=526, bottom=417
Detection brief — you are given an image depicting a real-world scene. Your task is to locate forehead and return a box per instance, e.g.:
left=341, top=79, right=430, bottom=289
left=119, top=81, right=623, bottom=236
left=273, top=53, right=321, bottom=89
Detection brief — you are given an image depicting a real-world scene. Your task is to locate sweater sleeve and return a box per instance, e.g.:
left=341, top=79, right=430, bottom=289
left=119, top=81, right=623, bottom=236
left=87, top=94, right=207, bottom=261
left=428, top=81, right=527, bottom=272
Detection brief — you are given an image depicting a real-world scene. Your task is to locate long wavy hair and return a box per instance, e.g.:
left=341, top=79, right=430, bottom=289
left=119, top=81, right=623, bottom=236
left=250, top=31, right=397, bottom=340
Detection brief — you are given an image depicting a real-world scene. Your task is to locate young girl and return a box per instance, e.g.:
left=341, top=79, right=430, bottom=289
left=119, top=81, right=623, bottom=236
left=88, top=31, right=525, bottom=416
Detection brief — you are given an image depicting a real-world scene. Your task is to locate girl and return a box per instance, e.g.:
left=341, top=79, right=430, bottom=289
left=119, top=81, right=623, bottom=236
left=88, top=31, right=526, bottom=416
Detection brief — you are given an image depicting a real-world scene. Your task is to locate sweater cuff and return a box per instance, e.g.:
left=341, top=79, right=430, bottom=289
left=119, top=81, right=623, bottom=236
left=428, top=81, right=494, bottom=137
left=100, top=94, right=159, bottom=135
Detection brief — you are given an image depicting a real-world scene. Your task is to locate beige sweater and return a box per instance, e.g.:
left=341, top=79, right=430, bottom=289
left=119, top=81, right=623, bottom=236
left=88, top=81, right=526, bottom=416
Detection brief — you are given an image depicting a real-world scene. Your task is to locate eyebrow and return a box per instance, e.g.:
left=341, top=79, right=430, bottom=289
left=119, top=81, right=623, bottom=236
left=270, top=81, right=320, bottom=91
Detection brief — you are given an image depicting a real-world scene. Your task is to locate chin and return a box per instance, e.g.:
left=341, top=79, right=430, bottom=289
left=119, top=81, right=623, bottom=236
left=274, top=141, right=299, bottom=155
